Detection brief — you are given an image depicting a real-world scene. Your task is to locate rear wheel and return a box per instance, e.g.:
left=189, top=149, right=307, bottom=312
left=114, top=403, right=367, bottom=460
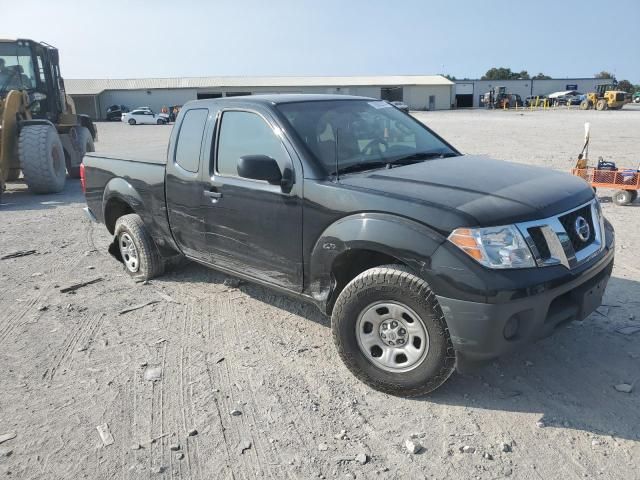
left=114, top=213, right=164, bottom=281
left=331, top=265, right=455, bottom=397
left=613, top=190, right=633, bottom=206
left=19, top=124, right=66, bottom=194
left=128, top=118, right=136, bottom=125
left=596, top=99, right=608, bottom=111
left=156, top=119, right=166, bottom=125
left=67, top=127, right=95, bottom=178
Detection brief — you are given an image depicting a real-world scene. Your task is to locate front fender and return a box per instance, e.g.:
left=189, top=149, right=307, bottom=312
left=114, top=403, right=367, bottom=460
left=308, top=212, right=445, bottom=305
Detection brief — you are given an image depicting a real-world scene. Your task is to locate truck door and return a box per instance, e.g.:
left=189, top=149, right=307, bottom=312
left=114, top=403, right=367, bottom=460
left=203, top=107, right=303, bottom=291
left=165, top=107, right=211, bottom=260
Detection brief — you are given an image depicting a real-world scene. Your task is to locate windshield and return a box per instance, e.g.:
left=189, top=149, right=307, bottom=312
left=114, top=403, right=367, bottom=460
left=0, top=42, right=36, bottom=93
left=277, top=100, right=458, bottom=175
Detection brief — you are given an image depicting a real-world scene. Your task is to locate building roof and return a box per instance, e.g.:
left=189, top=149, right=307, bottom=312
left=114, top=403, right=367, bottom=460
left=65, top=75, right=454, bottom=95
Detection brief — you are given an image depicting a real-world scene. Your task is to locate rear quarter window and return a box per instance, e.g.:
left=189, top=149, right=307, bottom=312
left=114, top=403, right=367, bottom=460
left=175, top=108, right=209, bottom=173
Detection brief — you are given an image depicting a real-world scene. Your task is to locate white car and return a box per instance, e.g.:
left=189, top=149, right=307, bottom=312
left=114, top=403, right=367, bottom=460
left=122, top=109, right=168, bottom=125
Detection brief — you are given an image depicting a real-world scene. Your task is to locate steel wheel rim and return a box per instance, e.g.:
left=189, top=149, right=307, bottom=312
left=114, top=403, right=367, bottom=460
left=356, top=301, right=430, bottom=373
left=119, top=232, right=139, bottom=272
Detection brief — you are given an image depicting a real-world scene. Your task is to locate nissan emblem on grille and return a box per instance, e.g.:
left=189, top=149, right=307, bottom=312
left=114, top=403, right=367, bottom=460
left=574, top=216, right=590, bottom=242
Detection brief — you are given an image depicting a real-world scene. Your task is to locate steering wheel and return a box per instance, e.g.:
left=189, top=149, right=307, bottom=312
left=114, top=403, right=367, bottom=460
left=362, top=137, right=388, bottom=156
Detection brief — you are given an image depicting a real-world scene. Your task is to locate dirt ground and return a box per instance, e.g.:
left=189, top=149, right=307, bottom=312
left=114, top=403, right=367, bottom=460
left=1, top=107, right=639, bottom=480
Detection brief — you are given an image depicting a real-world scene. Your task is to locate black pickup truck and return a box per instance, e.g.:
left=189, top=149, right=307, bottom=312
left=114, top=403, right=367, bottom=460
left=83, top=94, right=614, bottom=396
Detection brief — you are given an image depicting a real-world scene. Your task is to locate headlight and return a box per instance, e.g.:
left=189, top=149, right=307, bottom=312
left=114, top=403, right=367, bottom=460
left=448, top=225, right=535, bottom=269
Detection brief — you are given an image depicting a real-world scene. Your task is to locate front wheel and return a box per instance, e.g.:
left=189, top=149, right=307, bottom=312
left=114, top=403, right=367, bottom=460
left=613, top=189, right=633, bottom=206
left=157, top=119, right=166, bottom=125
left=114, top=214, right=164, bottom=281
left=331, top=265, right=455, bottom=396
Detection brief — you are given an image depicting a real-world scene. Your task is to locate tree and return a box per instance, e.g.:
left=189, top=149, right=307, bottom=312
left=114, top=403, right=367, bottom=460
left=594, top=71, right=614, bottom=79
left=617, top=80, right=634, bottom=93
left=441, top=74, right=457, bottom=81
left=532, top=73, right=551, bottom=80
left=481, top=67, right=530, bottom=80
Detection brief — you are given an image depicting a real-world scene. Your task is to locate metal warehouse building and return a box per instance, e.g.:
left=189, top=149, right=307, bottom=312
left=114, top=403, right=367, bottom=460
left=454, top=78, right=610, bottom=108
left=65, top=75, right=455, bottom=120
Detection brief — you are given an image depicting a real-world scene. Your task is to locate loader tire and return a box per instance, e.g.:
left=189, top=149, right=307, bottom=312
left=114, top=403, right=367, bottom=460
left=67, top=127, right=95, bottom=178
left=579, top=100, right=590, bottom=110
left=19, top=124, right=66, bottom=194
left=596, top=99, right=608, bottom=111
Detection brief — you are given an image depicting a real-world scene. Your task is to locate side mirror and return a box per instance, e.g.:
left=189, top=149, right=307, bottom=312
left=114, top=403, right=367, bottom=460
left=237, top=155, right=282, bottom=184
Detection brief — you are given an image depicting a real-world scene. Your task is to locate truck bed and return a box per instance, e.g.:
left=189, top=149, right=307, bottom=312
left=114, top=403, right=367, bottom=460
left=83, top=152, right=175, bottom=254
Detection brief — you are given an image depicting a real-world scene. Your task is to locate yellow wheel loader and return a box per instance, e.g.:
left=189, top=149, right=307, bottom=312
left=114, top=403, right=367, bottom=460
left=579, top=83, right=630, bottom=111
left=0, top=38, right=97, bottom=198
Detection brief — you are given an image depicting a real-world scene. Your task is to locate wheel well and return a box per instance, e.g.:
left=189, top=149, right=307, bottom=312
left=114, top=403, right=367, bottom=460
left=327, top=249, right=406, bottom=314
left=104, top=197, right=134, bottom=234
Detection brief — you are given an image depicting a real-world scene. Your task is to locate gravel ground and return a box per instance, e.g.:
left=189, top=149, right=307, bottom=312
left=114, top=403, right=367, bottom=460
left=0, top=107, right=639, bottom=480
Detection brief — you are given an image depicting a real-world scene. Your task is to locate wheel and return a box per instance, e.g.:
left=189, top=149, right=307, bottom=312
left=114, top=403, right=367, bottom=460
left=331, top=265, right=455, bottom=397
left=613, top=190, right=633, bottom=206
left=156, top=119, right=166, bottom=125
left=630, top=191, right=638, bottom=202
left=596, top=99, right=608, bottom=111
left=19, top=124, right=66, bottom=194
left=579, top=100, right=590, bottom=110
left=128, top=118, right=136, bottom=125
left=114, top=214, right=164, bottom=281
left=6, top=168, right=20, bottom=181
left=635, top=98, right=640, bottom=104
left=67, top=127, right=95, bottom=178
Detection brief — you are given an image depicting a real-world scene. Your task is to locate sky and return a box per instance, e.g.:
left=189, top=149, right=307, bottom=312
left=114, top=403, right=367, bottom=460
left=3, top=0, right=639, bottom=82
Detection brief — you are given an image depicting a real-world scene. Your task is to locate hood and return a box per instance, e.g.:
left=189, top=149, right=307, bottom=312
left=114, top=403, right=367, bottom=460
left=339, top=155, right=594, bottom=228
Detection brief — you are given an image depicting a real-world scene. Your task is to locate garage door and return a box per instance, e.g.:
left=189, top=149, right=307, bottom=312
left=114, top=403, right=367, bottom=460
left=455, top=83, right=473, bottom=95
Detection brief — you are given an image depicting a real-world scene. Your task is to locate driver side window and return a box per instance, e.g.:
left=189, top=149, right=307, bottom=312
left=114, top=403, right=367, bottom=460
left=216, top=111, right=290, bottom=177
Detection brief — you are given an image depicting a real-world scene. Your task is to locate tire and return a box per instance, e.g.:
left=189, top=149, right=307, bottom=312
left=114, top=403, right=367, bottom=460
left=157, top=119, right=166, bottom=125
left=630, top=191, right=638, bottom=202
left=596, top=99, right=608, bottom=111
left=19, top=124, right=66, bottom=194
left=331, top=265, right=456, bottom=397
left=114, top=213, right=164, bottom=281
left=128, top=119, right=136, bottom=125
left=613, top=190, right=633, bottom=206
left=579, top=100, right=590, bottom=110
left=68, top=127, right=95, bottom=178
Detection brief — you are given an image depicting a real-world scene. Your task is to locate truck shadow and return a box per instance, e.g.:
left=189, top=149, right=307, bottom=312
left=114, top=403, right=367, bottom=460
left=159, top=263, right=639, bottom=441
left=0, top=179, right=84, bottom=211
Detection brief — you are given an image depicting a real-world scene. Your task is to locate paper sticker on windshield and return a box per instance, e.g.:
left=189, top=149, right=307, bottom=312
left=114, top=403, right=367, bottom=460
left=369, top=101, right=392, bottom=109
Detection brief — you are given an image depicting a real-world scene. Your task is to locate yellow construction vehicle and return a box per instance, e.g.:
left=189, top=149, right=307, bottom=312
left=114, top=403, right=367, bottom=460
left=579, top=83, right=630, bottom=111
left=0, top=38, right=97, bottom=197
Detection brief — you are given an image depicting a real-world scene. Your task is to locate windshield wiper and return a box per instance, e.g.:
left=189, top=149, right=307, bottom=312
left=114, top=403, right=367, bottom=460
left=333, top=161, right=389, bottom=175
left=386, top=151, right=458, bottom=166
left=332, top=152, right=458, bottom=176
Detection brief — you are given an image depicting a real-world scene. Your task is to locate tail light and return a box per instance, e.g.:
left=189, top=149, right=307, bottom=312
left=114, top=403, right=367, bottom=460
left=80, top=163, right=86, bottom=193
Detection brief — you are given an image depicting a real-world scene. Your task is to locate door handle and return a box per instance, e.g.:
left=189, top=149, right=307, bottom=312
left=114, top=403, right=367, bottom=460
left=204, top=189, right=223, bottom=203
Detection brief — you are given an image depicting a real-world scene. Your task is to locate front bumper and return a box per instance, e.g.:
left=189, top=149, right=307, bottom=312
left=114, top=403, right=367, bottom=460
left=437, top=246, right=614, bottom=363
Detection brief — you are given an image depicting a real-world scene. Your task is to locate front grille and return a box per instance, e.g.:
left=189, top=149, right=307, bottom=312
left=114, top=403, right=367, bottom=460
left=517, top=200, right=603, bottom=270
left=527, top=226, right=551, bottom=260
left=559, top=205, right=595, bottom=252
